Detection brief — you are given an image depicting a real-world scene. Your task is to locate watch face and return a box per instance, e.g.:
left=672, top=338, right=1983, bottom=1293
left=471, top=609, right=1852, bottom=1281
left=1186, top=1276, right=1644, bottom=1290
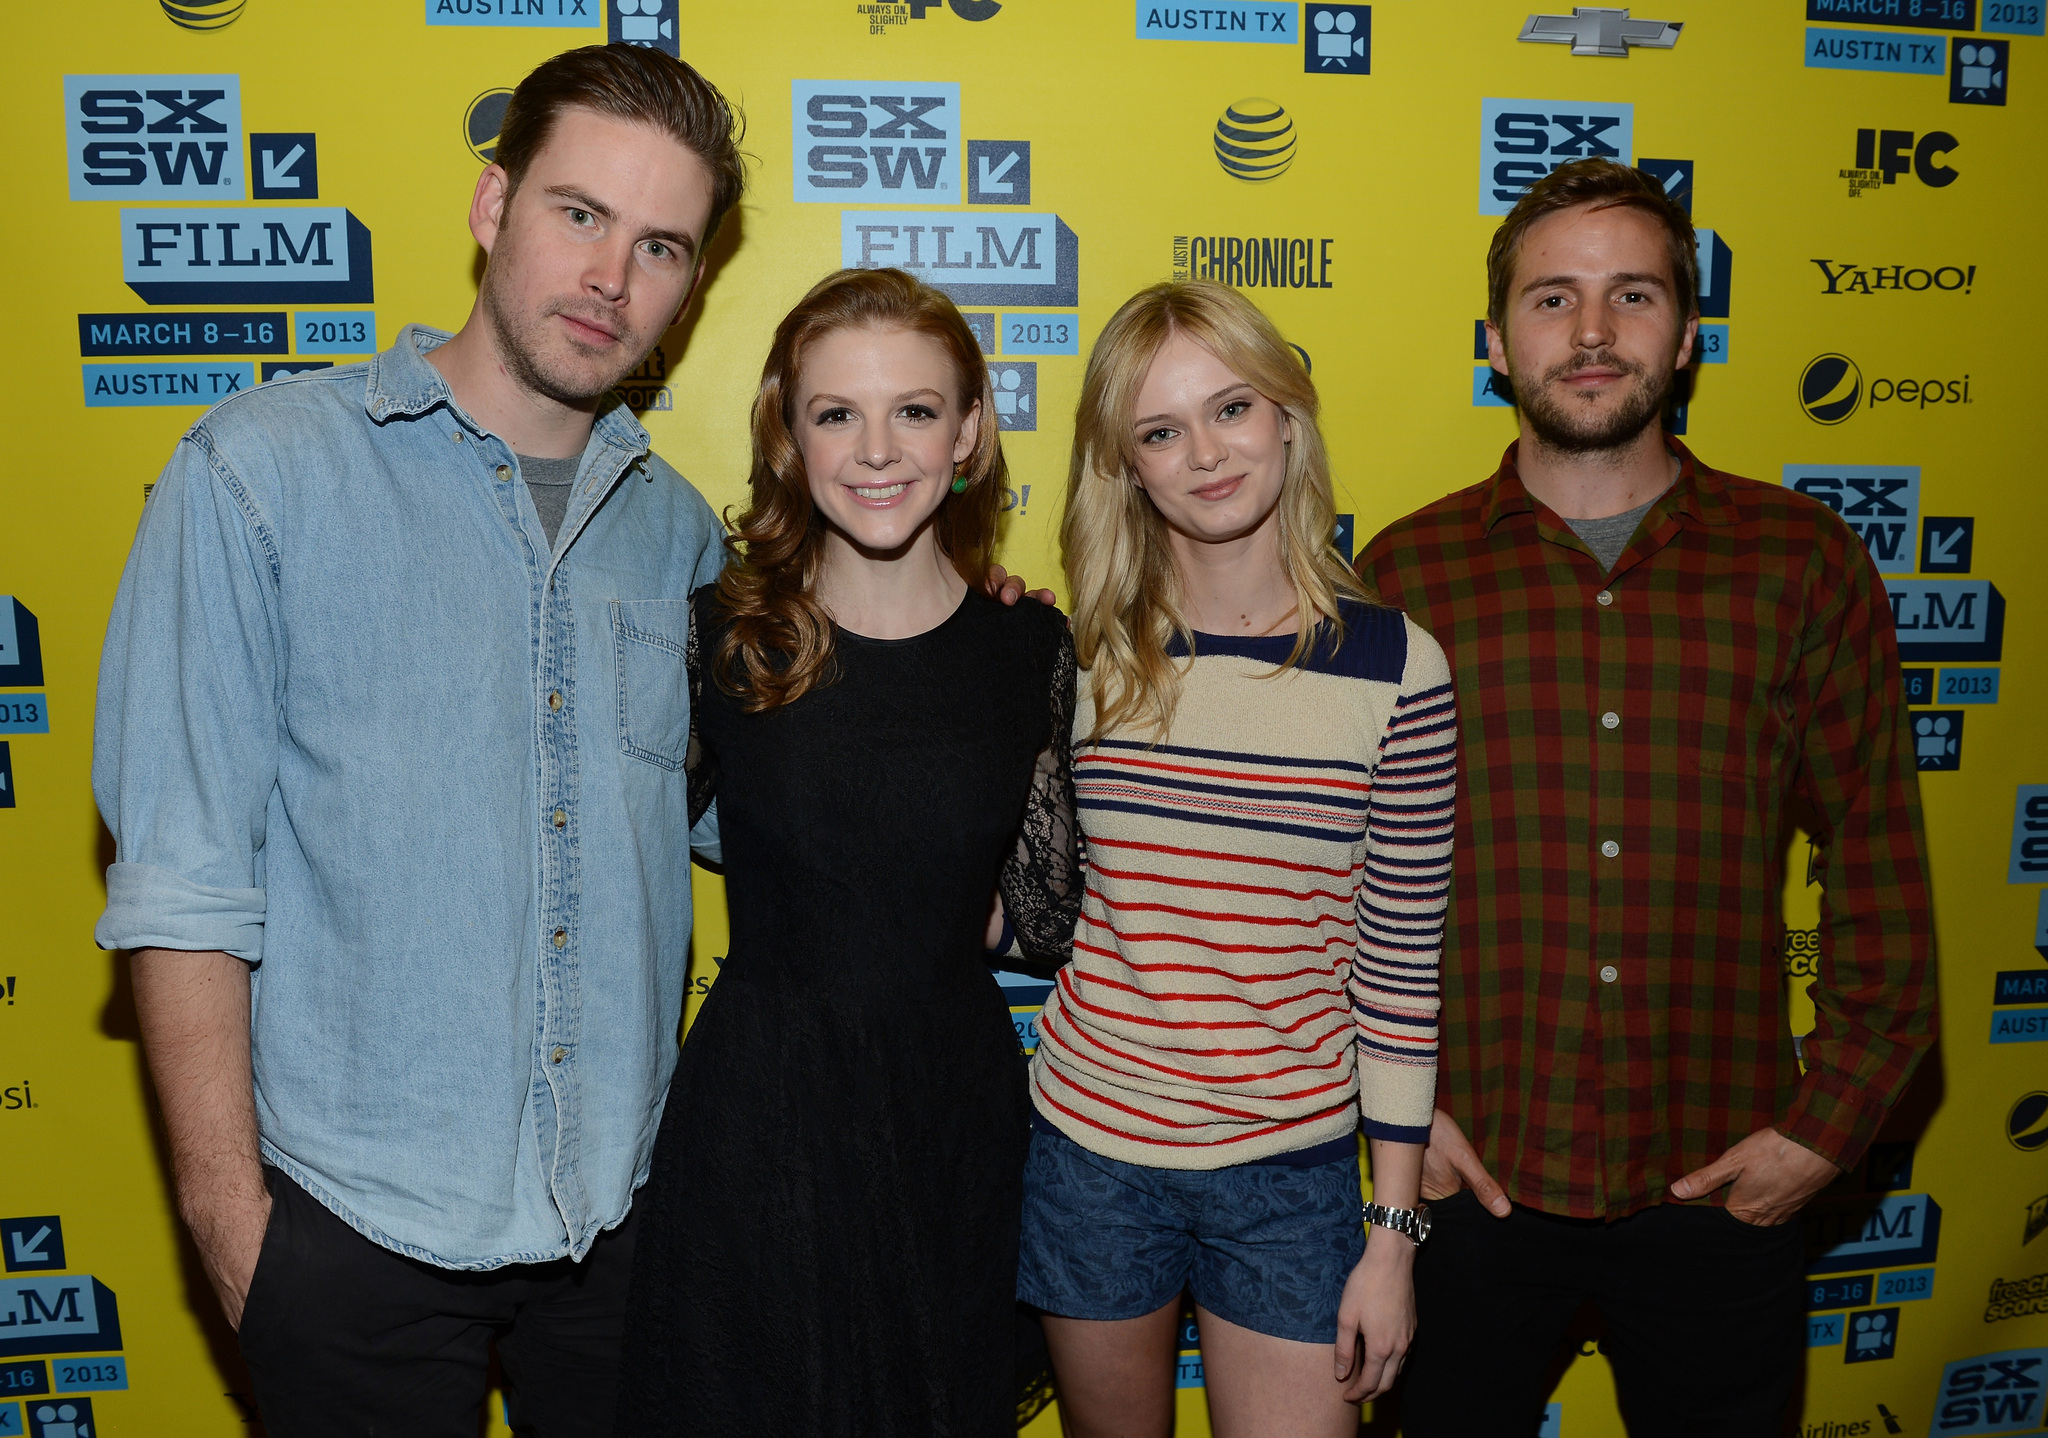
left=1414, top=1203, right=1432, bottom=1243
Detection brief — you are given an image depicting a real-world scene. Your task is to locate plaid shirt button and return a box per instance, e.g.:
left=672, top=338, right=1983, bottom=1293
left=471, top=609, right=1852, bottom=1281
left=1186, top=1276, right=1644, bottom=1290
left=1601, top=711, right=1619, bottom=729
left=1600, top=840, right=1619, bottom=858
left=1600, top=965, right=1618, bottom=983
left=1595, top=589, right=1614, bottom=606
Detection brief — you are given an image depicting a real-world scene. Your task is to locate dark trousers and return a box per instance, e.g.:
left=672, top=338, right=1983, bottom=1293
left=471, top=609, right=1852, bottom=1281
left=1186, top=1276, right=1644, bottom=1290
left=239, top=1167, right=637, bottom=1437
left=1401, top=1191, right=1806, bottom=1438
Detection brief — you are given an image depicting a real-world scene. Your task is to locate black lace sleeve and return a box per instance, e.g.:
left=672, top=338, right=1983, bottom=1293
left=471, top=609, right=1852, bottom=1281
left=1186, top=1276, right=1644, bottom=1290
left=685, top=596, right=718, bottom=829
left=997, top=621, right=1080, bottom=969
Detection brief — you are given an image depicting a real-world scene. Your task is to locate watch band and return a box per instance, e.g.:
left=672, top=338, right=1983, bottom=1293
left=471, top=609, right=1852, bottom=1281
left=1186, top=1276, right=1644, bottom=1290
left=1362, top=1200, right=1432, bottom=1245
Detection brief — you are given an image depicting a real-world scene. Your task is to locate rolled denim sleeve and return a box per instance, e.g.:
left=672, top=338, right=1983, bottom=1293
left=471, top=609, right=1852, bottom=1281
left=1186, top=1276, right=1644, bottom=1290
left=93, top=430, right=280, bottom=961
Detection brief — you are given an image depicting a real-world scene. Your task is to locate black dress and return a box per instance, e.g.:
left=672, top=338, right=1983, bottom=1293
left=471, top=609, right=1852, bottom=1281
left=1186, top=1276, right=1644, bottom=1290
left=615, top=585, right=1079, bottom=1437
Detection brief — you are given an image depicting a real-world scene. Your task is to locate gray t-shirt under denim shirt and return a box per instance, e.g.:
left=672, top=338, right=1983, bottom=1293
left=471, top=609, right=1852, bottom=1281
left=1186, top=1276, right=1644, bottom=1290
left=1565, top=492, right=1660, bottom=574
left=519, top=453, right=580, bottom=549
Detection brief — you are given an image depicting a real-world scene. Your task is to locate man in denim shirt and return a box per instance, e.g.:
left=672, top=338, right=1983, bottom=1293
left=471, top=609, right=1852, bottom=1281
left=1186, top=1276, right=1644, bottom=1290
left=92, top=47, right=741, bottom=1436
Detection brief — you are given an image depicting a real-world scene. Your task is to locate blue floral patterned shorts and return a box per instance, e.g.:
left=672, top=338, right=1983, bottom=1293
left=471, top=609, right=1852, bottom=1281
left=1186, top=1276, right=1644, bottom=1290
left=1017, top=1121, right=1366, bottom=1345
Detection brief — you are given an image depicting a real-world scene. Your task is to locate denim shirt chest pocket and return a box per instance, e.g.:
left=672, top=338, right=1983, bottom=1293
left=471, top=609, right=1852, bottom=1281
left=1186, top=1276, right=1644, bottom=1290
left=612, top=599, right=692, bottom=771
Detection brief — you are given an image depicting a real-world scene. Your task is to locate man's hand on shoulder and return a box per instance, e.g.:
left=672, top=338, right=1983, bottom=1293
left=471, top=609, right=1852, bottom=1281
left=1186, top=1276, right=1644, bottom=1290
left=1669, top=1126, right=1842, bottom=1226
left=983, top=563, right=1057, bottom=608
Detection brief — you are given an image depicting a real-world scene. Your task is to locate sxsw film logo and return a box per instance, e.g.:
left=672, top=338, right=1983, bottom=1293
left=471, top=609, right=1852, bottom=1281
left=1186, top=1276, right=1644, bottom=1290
left=1306, top=5, right=1371, bottom=71
left=1952, top=38, right=2008, bottom=104
left=1929, top=1348, right=2044, bottom=1435
left=1912, top=710, right=1964, bottom=770
left=967, top=141, right=1030, bottom=205
left=1478, top=99, right=1634, bottom=214
left=64, top=76, right=244, bottom=201
left=793, top=82, right=958, bottom=204
left=1888, top=580, right=2005, bottom=663
left=1638, top=156, right=1692, bottom=212
left=990, top=361, right=1036, bottom=431
left=843, top=212, right=1078, bottom=307
left=0, top=1276, right=122, bottom=1359
left=0, top=599, right=45, bottom=688
left=1842, top=128, right=1958, bottom=197
left=1785, top=465, right=1918, bottom=573
left=122, top=208, right=374, bottom=305
left=249, top=133, right=317, bottom=200
left=610, top=0, right=678, bottom=54
left=2012, top=787, right=2048, bottom=883
left=27, top=1400, right=95, bottom=1438
left=0, top=1218, right=63, bottom=1275
left=1844, top=1307, right=1899, bottom=1363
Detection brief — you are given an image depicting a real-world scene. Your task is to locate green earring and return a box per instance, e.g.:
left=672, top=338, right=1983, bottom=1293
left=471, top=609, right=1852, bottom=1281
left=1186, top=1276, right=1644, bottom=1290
left=950, top=473, right=970, bottom=493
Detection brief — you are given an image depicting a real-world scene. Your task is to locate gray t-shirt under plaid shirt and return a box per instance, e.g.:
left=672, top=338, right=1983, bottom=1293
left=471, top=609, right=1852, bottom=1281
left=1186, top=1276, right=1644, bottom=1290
left=1566, top=493, right=1659, bottom=573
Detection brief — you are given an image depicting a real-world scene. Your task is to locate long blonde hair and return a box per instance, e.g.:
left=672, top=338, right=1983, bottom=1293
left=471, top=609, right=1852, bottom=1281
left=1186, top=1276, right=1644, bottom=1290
left=1062, top=280, right=1369, bottom=742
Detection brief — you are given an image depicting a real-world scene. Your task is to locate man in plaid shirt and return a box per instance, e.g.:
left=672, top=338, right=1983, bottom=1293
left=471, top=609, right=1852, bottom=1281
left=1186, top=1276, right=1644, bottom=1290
left=1358, top=159, right=1936, bottom=1435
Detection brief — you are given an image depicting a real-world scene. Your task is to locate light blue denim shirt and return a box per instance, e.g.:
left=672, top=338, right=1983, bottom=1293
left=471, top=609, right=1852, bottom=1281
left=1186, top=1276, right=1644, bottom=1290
left=94, top=325, right=725, bottom=1269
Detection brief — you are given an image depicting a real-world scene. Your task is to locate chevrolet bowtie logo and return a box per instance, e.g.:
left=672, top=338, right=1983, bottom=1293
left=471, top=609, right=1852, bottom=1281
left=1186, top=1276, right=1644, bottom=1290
left=1519, top=7, right=1682, bottom=56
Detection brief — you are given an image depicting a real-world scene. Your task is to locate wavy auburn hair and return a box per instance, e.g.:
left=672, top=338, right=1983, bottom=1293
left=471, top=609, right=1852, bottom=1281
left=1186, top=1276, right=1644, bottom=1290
left=1062, top=280, right=1369, bottom=742
left=714, top=267, right=1006, bottom=711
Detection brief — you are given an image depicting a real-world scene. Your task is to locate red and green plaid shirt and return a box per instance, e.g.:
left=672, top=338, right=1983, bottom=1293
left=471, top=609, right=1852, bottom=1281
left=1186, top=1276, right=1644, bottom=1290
left=1358, top=439, right=1936, bottom=1219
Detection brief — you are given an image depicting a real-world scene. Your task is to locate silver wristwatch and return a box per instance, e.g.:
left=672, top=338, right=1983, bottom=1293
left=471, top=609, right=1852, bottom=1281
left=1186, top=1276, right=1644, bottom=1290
left=1362, top=1201, right=1432, bottom=1245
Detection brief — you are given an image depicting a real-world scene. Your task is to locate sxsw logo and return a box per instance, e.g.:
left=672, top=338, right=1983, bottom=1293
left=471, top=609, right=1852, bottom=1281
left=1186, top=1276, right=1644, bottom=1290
left=65, top=75, right=244, bottom=201
left=843, top=211, right=1078, bottom=307
left=0, top=1276, right=122, bottom=1359
left=793, top=82, right=958, bottom=204
left=967, top=141, right=1030, bottom=205
left=1805, top=1193, right=1941, bottom=1274
left=1785, top=465, right=1918, bottom=573
left=122, top=208, right=373, bottom=305
left=1930, top=1348, right=2044, bottom=1435
left=1886, top=580, right=2005, bottom=662
left=1478, top=99, right=1633, bottom=215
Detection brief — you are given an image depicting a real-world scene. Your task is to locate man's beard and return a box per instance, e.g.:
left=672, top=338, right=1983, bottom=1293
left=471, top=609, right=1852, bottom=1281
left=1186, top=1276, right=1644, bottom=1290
left=480, top=238, right=648, bottom=408
left=1515, top=347, right=1674, bottom=456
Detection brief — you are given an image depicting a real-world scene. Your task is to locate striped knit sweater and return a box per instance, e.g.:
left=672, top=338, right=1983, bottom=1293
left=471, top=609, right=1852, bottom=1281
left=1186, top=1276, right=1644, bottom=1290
left=1028, top=599, right=1457, bottom=1168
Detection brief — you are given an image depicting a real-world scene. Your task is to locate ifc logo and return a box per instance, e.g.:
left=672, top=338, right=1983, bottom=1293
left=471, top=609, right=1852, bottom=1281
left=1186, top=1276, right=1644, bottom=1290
left=1800, top=353, right=1862, bottom=425
left=466, top=90, right=515, bottom=165
left=1214, top=100, right=1296, bottom=183
left=162, top=0, right=245, bottom=27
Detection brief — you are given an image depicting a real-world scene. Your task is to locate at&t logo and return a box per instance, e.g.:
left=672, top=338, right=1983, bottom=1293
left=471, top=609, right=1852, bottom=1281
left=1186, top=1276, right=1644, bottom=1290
left=1212, top=100, right=1296, bottom=181
left=162, top=0, right=244, bottom=26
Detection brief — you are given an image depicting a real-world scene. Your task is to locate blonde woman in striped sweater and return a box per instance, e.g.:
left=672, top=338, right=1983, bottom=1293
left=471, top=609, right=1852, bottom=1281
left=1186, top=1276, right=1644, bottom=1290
left=1016, top=282, right=1457, bottom=1437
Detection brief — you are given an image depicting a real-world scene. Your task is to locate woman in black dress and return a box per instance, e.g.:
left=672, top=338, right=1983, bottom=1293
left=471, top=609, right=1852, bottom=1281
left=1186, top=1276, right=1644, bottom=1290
left=615, top=267, right=1078, bottom=1436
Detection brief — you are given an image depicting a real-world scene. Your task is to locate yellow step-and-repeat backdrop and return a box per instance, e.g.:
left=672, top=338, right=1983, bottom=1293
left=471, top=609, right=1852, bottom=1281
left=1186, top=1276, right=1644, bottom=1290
left=1, top=0, right=2045, bottom=1433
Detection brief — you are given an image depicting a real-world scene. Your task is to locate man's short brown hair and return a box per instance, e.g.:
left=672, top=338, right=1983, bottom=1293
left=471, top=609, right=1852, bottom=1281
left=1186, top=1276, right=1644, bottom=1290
left=1486, top=158, right=1698, bottom=335
left=496, top=44, right=747, bottom=249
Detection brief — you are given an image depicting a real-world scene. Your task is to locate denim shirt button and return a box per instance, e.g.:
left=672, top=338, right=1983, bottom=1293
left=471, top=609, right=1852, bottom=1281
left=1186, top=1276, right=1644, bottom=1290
left=553, top=928, right=567, bottom=949
left=552, top=807, right=567, bottom=830
left=548, top=691, right=563, bottom=712
left=495, top=464, right=512, bottom=482
left=552, top=1046, right=567, bottom=1064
